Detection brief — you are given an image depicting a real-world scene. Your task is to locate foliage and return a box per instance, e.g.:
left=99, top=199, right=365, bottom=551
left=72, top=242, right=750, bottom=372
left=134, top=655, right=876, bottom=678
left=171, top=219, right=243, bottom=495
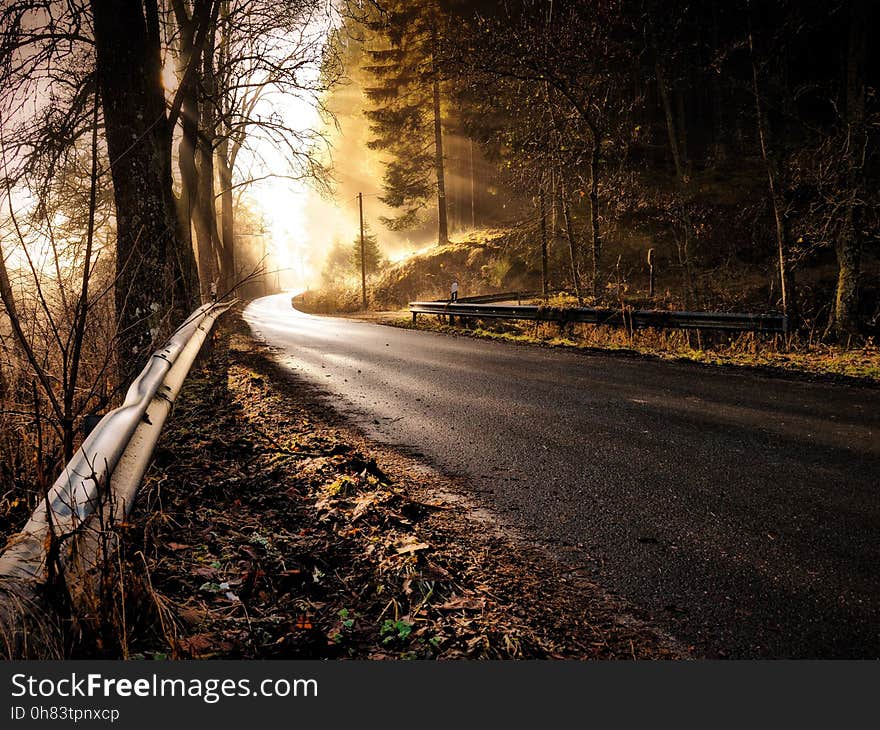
left=350, top=225, right=385, bottom=277
left=361, top=0, right=449, bottom=240
left=436, top=0, right=878, bottom=334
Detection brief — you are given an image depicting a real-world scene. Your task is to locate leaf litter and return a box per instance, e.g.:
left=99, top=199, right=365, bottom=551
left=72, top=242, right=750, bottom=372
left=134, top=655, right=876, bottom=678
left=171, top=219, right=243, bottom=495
left=122, top=314, right=684, bottom=660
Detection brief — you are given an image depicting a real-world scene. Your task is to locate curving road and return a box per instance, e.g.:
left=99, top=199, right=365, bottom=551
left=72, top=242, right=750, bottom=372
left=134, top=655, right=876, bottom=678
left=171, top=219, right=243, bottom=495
left=244, top=294, right=880, bottom=658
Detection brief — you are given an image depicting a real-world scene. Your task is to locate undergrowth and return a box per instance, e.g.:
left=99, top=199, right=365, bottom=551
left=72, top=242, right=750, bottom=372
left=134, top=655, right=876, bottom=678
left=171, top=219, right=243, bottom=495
left=97, top=320, right=681, bottom=660
left=400, top=314, right=880, bottom=383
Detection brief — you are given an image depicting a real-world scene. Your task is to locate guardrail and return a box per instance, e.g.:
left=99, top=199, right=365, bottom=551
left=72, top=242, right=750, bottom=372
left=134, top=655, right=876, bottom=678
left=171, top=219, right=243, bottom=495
left=409, top=301, right=787, bottom=333
left=439, top=291, right=543, bottom=305
left=0, top=299, right=235, bottom=658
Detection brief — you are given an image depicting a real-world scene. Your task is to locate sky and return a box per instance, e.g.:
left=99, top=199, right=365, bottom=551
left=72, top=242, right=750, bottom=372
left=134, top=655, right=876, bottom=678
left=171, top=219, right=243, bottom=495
left=234, top=7, right=351, bottom=291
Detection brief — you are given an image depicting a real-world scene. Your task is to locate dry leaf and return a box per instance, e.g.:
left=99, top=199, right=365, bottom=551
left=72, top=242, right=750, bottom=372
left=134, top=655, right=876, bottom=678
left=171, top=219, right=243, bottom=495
left=396, top=541, right=430, bottom=555
left=439, top=596, right=486, bottom=611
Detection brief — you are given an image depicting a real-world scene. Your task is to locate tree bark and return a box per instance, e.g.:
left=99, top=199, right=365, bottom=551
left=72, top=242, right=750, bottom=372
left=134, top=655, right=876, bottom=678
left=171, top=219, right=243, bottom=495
left=588, top=140, right=601, bottom=298
left=194, top=19, right=221, bottom=301
left=656, top=59, right=695, bottom=311
left=217, top=137, right=236, bottom=291
left=91, top=0, right=198, bottom=381
left=748, top=24, right=791, bottom=321
left=559, top=176, right=582, bottom=305
left=172, top=0, right=201, bottom=294
left=469, top=137, right=476, bottom=230
left=539, top=182, right=549, bottom=298
left=432, top=71, right=449, bottom=246
left=834, top=0, right=867, bottom=341
left=216, top=0, right=236, bottom=293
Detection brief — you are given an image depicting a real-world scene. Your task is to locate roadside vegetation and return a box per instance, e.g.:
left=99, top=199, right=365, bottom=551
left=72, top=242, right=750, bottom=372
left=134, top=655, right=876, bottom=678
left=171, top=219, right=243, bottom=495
left=402, top=312, right=880, bottom=384
left=82, top=317, right=682, bottom=660
left=298, top=228, right=880, bottom=383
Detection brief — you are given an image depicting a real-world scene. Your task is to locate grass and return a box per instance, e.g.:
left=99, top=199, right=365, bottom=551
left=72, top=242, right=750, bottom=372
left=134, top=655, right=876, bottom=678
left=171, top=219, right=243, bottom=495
left=392, top=315, right=880, bottom=384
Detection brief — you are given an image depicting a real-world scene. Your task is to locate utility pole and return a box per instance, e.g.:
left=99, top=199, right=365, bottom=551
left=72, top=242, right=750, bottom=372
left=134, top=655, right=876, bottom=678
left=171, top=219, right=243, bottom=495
left=358, top=192, right=367, bottom=310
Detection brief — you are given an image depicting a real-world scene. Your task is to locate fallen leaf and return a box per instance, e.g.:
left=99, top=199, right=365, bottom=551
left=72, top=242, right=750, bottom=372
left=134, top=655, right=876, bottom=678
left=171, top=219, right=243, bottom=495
left=439, top=596, right=486, bottom=611
left=396, top=541, right=430, bottom=555
left=178, top=634, right=215, bottom=656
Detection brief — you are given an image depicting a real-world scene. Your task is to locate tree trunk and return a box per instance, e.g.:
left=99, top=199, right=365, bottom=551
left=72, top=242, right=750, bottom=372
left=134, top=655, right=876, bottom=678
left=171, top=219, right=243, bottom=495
left=748, top=24, right=791, bottom=321
left=177, top=54, right=203, bottom=297
left=545, top=79, right=603, bottom=300
left=91, top=0, right=198, bottom=381
left=656, top=59, right=695, bottom=311
left=550, top=169, right=561, bottom=274
left=216, top=0, right=236, bottom=293
left=194, top=23, right=220, bottom=302
left=432, top=72, right=449, bottom=246
left=588, top=141, right=601, bottom=298
left=173, top=0, right=219, bottom=303
left=834, top=0, right=867, bottom=341
left=171, top=0, right=198, bottom=263
left=217, top=138, right=236, bottom=292
left=559, top=177, right=582, bottom=304
left=193, top=148, right=218, bottom=301
left=539, top=182, right=549, bottom=298
left=469, top=138, right=476, bottom=230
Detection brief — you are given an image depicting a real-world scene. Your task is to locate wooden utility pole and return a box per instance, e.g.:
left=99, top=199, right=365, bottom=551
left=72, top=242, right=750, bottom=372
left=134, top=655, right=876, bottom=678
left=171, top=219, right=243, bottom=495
left=358, top=192, right=367, bottom=310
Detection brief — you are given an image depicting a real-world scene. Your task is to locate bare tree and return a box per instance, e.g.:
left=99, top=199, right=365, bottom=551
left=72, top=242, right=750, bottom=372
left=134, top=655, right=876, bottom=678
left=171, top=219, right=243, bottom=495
left=210, top=0, right=336, bottom=289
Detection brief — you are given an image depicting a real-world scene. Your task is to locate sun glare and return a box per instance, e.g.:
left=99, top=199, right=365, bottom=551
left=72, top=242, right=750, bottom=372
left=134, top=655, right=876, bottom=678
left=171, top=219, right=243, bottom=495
left=161, top=57, right=178, bottom=92
left=228, top=11, right=350, bottom=292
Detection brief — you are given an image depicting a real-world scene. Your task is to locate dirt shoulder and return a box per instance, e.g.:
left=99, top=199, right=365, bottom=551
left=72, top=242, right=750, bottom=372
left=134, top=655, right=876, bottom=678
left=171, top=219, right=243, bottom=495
left=124, top=313, right=685, bottom=660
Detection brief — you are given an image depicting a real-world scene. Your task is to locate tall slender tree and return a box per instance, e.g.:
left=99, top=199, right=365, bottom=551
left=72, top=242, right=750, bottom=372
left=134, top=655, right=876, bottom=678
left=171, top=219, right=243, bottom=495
left=834, top=0, right=868, bottom=340
left=362, top=0, right=449, bottom=245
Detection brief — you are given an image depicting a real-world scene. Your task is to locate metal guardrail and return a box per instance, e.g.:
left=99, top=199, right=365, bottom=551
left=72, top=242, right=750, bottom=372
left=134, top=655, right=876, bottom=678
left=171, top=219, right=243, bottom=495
left=436, top=291, right=543, bottom=305
left=409, top=301, right=787, bottom=333
left=0, top=299, right=235, bottom=657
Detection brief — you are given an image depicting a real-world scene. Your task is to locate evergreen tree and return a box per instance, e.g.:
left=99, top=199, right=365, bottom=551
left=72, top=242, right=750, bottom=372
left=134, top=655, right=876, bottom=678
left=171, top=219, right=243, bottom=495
left=351, top=226, right=385, bottom=277
left=363, top=0, right=449, bottom=245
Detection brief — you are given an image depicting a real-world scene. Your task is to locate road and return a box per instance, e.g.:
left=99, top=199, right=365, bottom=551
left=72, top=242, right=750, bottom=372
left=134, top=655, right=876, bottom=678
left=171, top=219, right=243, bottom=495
left=243, top=294, right=880, bottom=658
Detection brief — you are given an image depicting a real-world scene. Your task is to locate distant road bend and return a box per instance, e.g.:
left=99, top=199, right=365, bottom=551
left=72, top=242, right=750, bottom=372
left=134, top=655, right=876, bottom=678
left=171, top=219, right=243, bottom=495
left=244, top=293, right=880, bottom=658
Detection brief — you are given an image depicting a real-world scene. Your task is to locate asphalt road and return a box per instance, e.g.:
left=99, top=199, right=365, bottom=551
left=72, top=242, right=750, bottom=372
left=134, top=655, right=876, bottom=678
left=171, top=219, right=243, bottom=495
left=244, top=294, right=880, bottom=658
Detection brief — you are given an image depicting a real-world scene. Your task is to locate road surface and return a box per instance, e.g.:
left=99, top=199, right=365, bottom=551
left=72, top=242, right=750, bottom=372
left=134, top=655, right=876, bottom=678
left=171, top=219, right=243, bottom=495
left=244, top=294, right=880, bottom=658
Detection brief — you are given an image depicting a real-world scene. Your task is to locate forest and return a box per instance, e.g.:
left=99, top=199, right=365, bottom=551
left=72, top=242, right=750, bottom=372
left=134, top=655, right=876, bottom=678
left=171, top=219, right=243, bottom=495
left=315, top=1, right=876, bottom=345
left=0, top=0, right=877, bottom=658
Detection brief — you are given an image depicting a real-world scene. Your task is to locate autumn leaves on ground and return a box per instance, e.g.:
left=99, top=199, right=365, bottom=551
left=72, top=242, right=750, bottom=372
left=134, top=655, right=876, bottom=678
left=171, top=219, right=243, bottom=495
left=96, top=316, right=681, bottom=660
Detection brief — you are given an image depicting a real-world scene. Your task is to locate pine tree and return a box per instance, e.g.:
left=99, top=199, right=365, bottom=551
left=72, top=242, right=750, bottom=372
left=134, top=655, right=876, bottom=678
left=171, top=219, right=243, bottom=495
left=363, top=0, right=449, bottom=245
left=351, top=226, right=385, bottom=277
